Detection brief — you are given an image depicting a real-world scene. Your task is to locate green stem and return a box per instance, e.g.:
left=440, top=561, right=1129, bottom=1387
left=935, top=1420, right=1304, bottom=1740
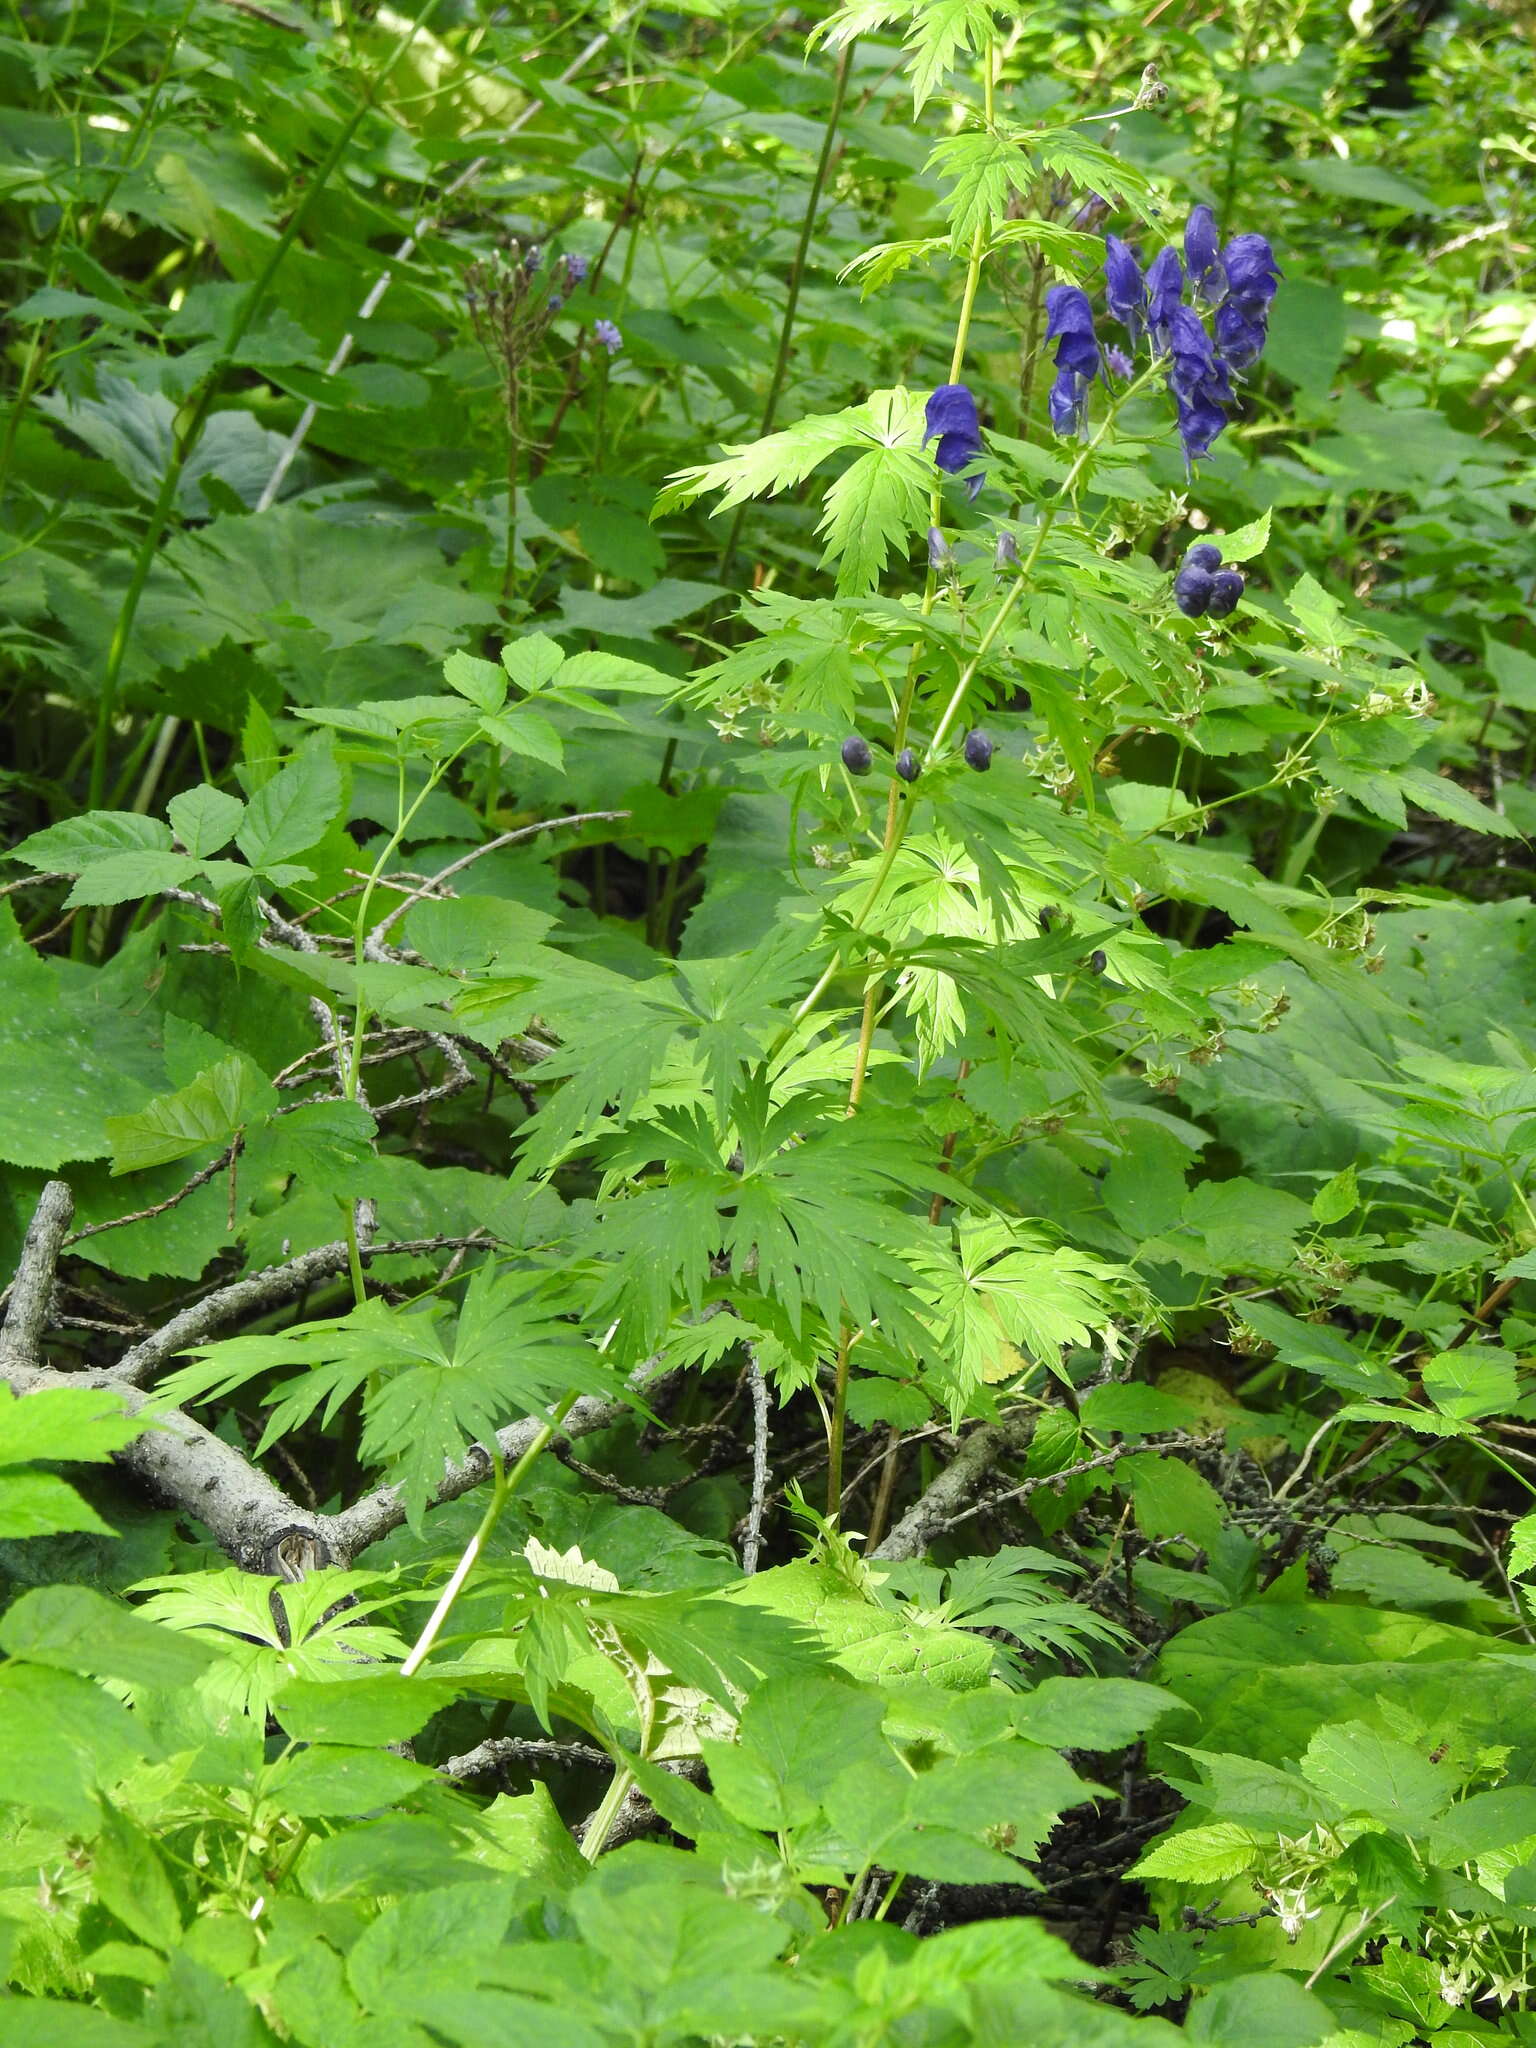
left=716, top=39, right=855, bottom=577
left=825, top=1332, right=853, bottom=1516
left=400, top=1390, right=580, bottom=1678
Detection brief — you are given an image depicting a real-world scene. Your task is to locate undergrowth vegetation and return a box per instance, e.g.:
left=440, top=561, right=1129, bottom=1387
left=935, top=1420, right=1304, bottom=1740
left=2, top=0, right=1535, bottom=2041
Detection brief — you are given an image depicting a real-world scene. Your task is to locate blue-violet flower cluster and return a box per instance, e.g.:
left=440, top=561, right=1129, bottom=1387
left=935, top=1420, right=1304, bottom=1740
left=1053, top=206, right=1281, bottom=464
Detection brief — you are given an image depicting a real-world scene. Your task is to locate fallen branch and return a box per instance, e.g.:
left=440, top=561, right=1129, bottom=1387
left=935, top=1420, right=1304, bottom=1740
left=871, top=1415, right=1036, bottom=1561
left=0, top=1178, right=74, bottom=1370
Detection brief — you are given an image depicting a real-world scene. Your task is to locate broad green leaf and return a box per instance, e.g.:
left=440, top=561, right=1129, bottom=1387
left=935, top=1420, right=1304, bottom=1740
left=92, top=1801, right=183, bottom=1951
left=0, top=1382, right=147, bottom=1464
left=0, top=1583, right=221, bottom=1688
left=65, top=848, right=200, bottom=908
left=167, top=784, right=245, bottom=858
left=1421, top=1347, right=1518, bottom=1421
left=105, top=1053, right=277, bottom=1173
left=1131, top=1820, right=1262, bottom=1884
left=10, top=810, right=172, bottom=872
left=0, top=1470, right=117, bottom=1539
left=234, top=743, right=341, bottom=868
left=442, top=648, right=507, bottom=711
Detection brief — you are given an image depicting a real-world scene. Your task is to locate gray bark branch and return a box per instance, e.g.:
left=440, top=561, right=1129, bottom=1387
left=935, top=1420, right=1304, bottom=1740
left=870, top=1415, right=1036, bottom=1561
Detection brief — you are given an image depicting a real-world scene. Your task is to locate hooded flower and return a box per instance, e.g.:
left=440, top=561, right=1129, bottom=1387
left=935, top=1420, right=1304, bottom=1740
left=1104, top=235, right=1146, bottom=350
left=1222, top=232, right=1282, bottom=312
left=1184, top=205, right=1221, bottom=301
left=1145, top=245, right=1184, bottom=347
left=1043, top=286, right=1100, bottom=438
left=1215, top=297, right=1267, bottom=371
left=1165, top=306, right=1233, bottom=466
left=1044, top=285, right=1100, bottom=378
left=925, top=383, right=986, bottom=498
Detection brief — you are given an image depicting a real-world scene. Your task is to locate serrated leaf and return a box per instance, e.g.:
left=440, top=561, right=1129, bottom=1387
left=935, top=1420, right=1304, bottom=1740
left=1510, top=1512, right=1536, bottom=1581
left=501, top=633, right=565, bottom=692
left=0, top=1584, right=220, bottom=1688
left=65, top=849, right=200, bottom=908
left=817, top=438, right=932, bottom=596
left=1132, top=1821, right=1262, bottom=1884
left=11, top=810, right=172, bottom=873
left=1210, top=508, right=1271, bottom=564
left=167, top=784, right=245, bottom=859
left=441, top=648, right=507, bottom=711
left=234, top=744, right=341, bottom=868
left=105, top=1055, right=277, bottom=1174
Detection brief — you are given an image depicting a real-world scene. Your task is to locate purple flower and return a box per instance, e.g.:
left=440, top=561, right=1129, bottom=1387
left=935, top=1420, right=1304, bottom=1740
left=925, top=384, right=985, bottom=499
left=563, top=252, right=589, bottom=285
left=1166, top=306, right=1230, bottom=404
left=1049, top=366, right=1092, bottom=438
left=1104, top=342, right=1134, bottom=380
left=1222, top=232, right=1282, bottom=312
left=548, top=292, right=564, bottom=312
left=1044, top=285, right=1100, bottom=379
left=1173, top=391, right=1229, bottom=464
left=1104, top=235, right=1146, bottom=349
left=1184, top=205, right=1221, bottom=300
left=1215, top=297, right=1268, bottom=371
left=1145, top=246, right=1184, bottom=347
left=592, top=318, right=623, bottom=355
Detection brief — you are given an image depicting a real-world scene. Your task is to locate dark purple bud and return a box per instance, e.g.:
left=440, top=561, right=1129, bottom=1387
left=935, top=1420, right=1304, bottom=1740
left=563, top=252, right=589, bottom=285
left=548, top=292, right=564, bottom=312
left=1173, top=562, right=1215, bottom=616
left=524, top=244, right=542, bottom=274
left=841, top=734, right=872, bottom=775
left=927, top=525, right=953, bottom=571
left=962, top=729, right=993, bottom=772
left=1183, top=541, right=1223, bottom=572
left=924, top=384, right=985, bottom=499
left=1184, top=205, right=1221, bottom=300
left=1088, top=949, right=1107, bottom=975
left=1069, top=191, right=1110, bottom=232
left=1039, top=905, right=1059, bottom=933
left=1205, top=567, right=1245, bottom=619
left=1104, top=235, right=1146, bottom=349
left=895, top=747, right=921, bottom=783
left=592, top=318, right=623, bottom=355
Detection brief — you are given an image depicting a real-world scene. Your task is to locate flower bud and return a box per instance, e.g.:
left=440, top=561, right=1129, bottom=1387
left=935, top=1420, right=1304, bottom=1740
left=1088, top=949, right=1107, bottom=975
left=1183, top=541, right=1222, bottom=573
left=927, top=526, right=953, bottom=571
left=841, top=734, right=872, bottom=775
left=962, top=729, right=993, bottom=772
left=1205, top=566, right=1245, bottom=619
left=995, top=530, right=1020, bottom=569
left=1173, top=562, right=1214, bottom=617
left=1038, top=905, right=1059, bottom=933
left=895, top=747, right=920, bottom=783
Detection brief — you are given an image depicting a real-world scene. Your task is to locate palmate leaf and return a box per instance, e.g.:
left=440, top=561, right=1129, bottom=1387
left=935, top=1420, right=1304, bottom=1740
left=811, top=0, right=998, bottom=114
left=910, top=1216, right=1128, bottom=1405
left=927, top=132, right=1034, bottom=252
left=816, top=436, right=932, bottom=596
left=655, top=389, right=931, bottom=596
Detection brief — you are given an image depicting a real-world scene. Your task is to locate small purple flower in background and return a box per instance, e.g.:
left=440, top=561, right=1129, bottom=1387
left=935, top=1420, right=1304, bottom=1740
left=924, top=384, right=986, bottom=499
left=1069, top=191, right=1110, bottom=232
left=563, top=252, right=590, bottom=286
left=592, top=318, right=623, bottom=355
left=1184, top=205, right=1221, bottom=301
left=523, top=244, right=542, bottom=274
left=1044, top=285, right=1100, bottom=439
left=927, top=525, right=954, bottom=570
left=1145, top=246, right=1184, bottom=348
left=1104, top=235, right=1146, bottom=349
left=995, top=529, right=1019, bottom=569
left=1104, top=342, right=1134, bottom=380
left=548, top=293, right=564, bottom=312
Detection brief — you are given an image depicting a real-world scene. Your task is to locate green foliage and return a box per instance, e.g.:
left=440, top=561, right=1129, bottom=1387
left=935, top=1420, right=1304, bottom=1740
left=1, top=0, right=1535, bottom=2037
